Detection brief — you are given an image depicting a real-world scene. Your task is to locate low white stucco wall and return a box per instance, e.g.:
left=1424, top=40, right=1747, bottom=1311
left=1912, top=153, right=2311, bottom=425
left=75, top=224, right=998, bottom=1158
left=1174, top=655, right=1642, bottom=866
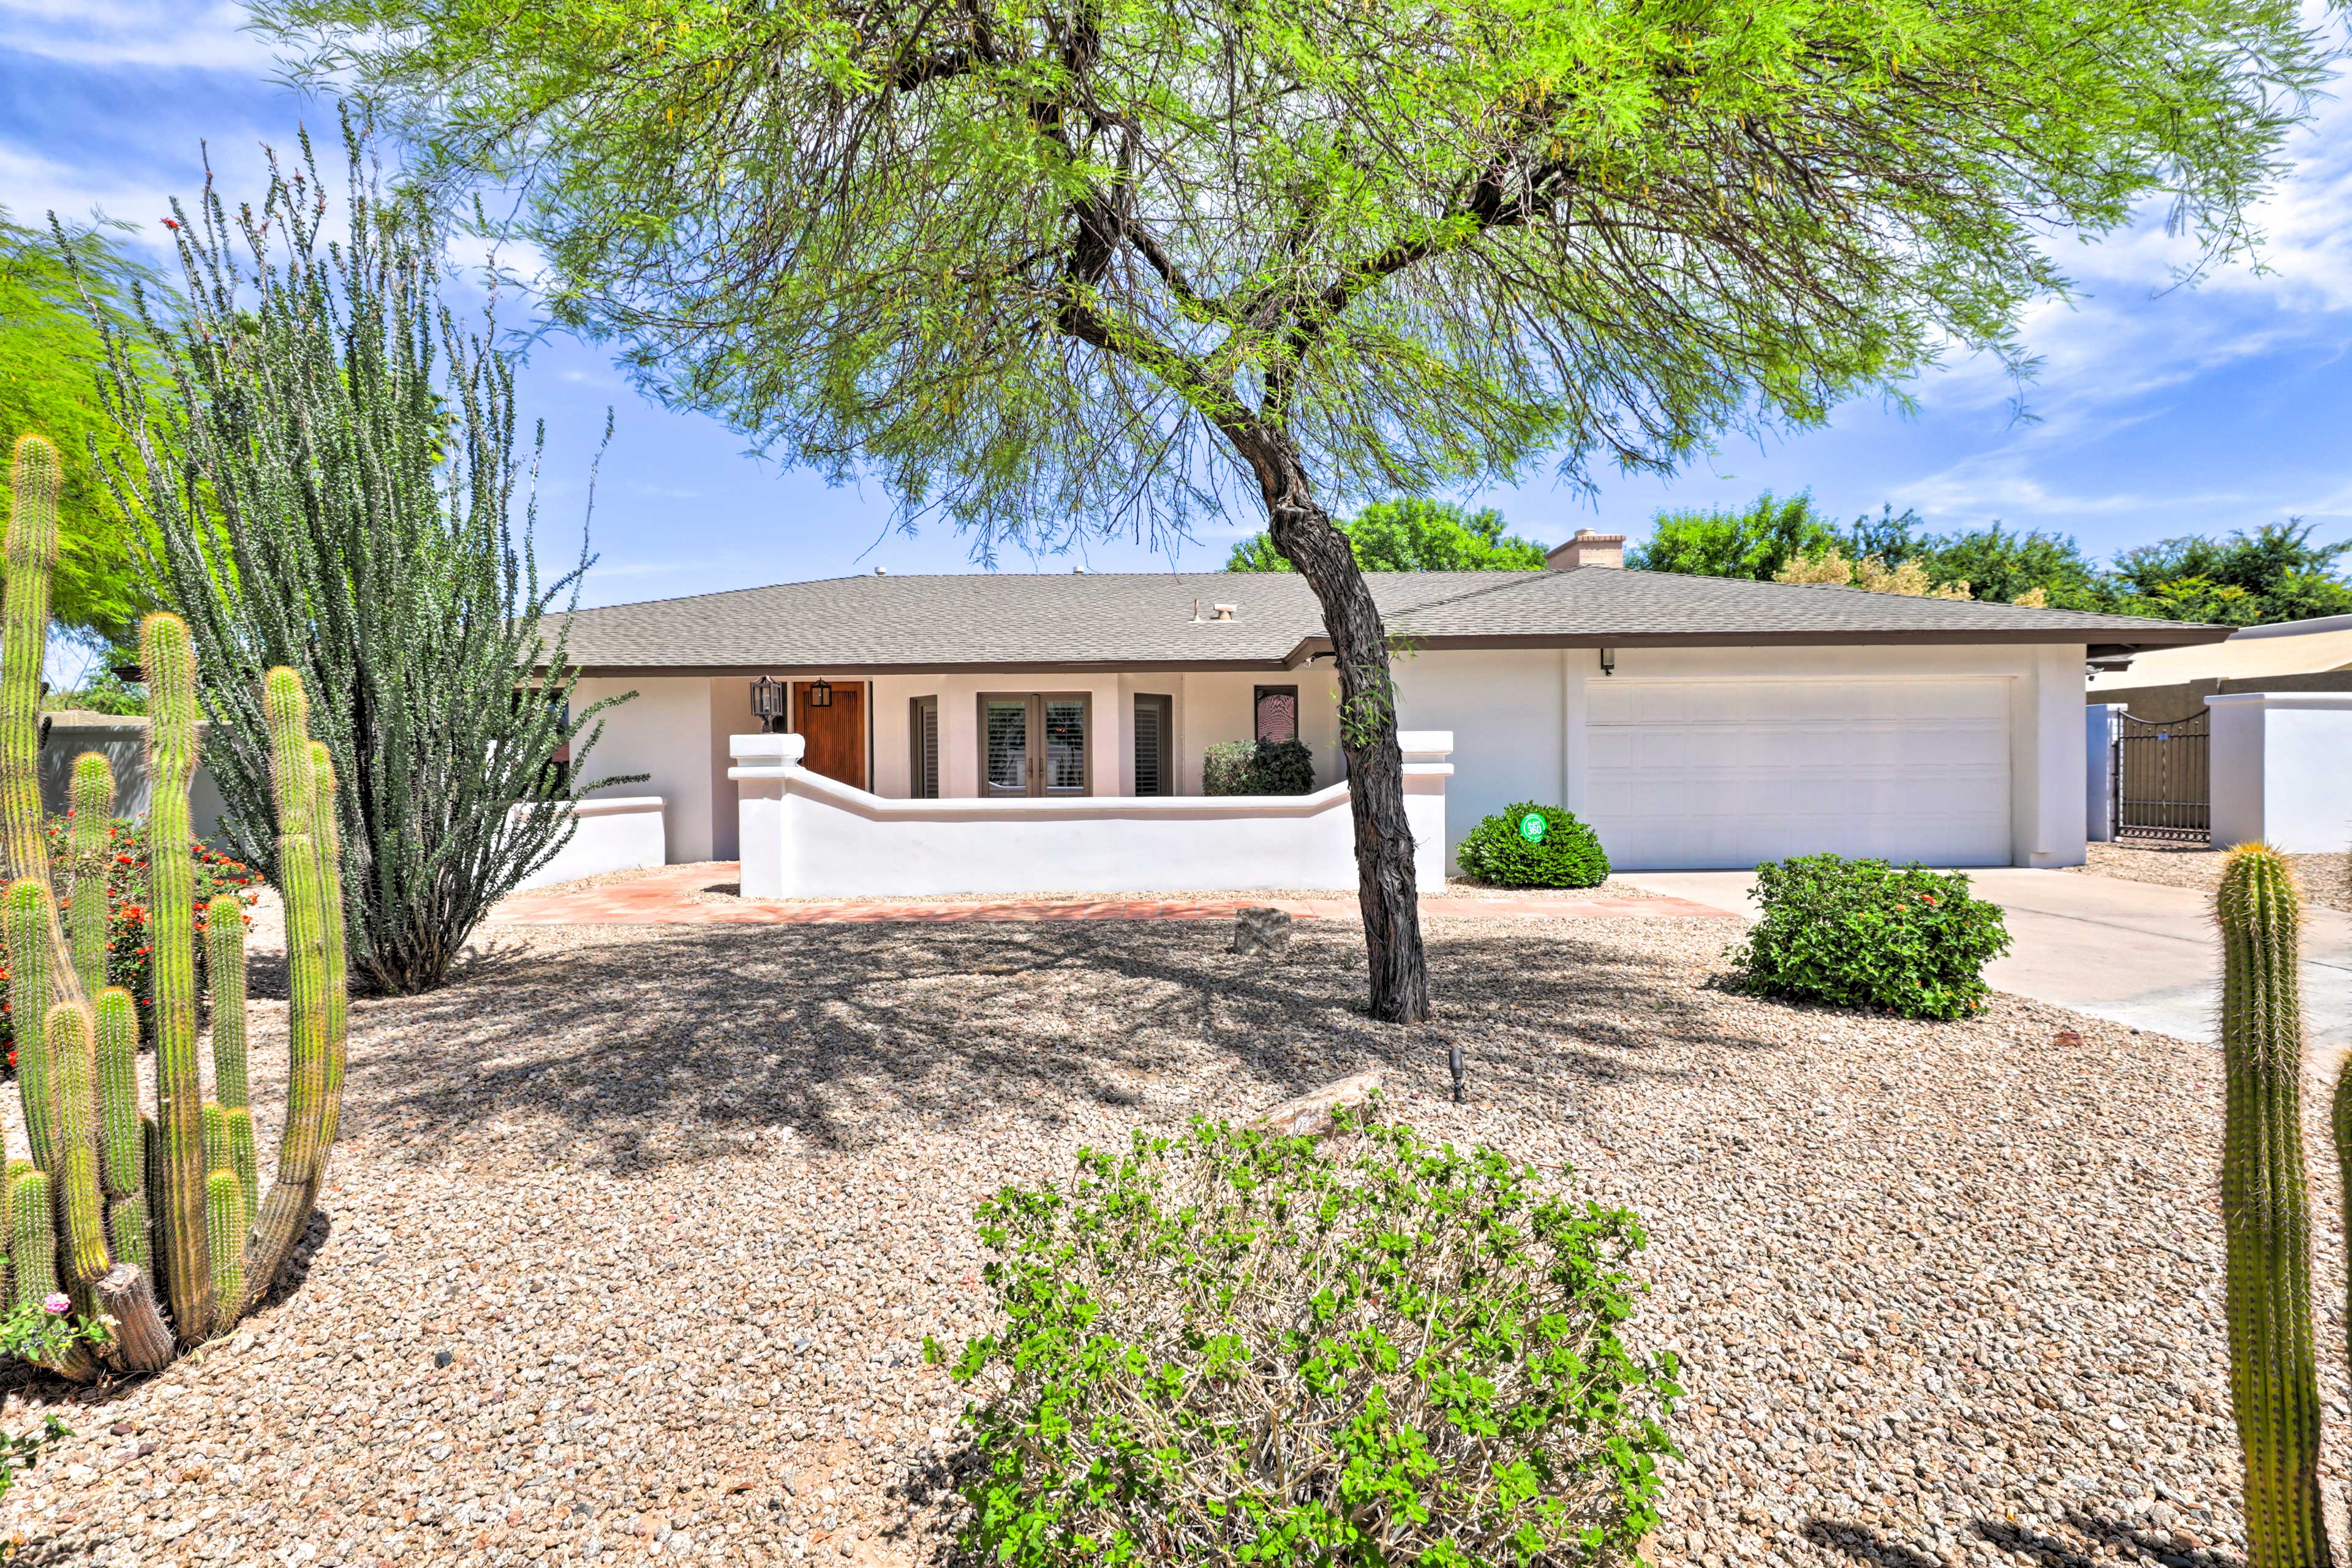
left=507, top=796, right=668, bottom=892
left=2208, top=694, right=2352, bottom=853
left=729, top=731, right=1451, bottom=897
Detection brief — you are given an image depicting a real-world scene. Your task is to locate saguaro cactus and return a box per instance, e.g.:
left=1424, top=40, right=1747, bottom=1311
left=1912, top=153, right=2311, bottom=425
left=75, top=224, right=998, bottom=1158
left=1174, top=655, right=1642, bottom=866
left=0, top=432, right=347, bottom=1372
left=2217, top=843, right=2332, bottom=1567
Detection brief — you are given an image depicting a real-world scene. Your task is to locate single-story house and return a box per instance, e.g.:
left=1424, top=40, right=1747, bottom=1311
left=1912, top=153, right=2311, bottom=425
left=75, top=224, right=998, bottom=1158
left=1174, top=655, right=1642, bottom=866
left=548, top=531, right=2225, bottom=892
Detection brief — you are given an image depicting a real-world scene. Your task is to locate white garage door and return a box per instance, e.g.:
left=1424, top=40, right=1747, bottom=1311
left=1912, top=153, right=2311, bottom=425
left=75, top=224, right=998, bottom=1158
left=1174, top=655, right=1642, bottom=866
left=1585, top=679, right=2011, bottom=870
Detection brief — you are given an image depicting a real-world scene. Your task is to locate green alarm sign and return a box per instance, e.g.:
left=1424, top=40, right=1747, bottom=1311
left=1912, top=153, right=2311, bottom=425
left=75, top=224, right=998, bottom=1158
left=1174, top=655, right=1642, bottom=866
left=1518, top=812, right=1548, bottom=843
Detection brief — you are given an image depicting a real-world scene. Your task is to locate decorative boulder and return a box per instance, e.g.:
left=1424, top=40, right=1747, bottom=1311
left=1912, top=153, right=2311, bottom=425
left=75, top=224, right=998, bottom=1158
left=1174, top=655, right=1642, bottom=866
left=1231, top=905, right=1292, bottom=956
left=1250, top=1070, right=1385, bottom=1139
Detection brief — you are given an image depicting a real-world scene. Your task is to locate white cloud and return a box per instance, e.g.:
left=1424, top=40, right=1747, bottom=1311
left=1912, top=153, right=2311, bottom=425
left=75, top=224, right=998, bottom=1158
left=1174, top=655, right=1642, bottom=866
left=0, top=1, right=273, bottom=72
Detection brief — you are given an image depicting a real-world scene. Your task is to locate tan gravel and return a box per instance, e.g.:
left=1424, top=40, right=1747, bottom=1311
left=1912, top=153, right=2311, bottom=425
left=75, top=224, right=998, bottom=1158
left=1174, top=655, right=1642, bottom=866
left=2068, top=840, right=2352, bottom=912
left=527, top=861, right=1664, bottom=905
left=0, top=910, right=2296, bottom=1568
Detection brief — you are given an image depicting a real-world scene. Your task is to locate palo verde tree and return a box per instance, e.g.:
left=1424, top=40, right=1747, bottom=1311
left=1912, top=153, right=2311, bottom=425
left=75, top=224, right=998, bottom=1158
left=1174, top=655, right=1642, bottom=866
left=75, top=117, right=630, bottom=995
left=267, top=0, right=2333, bottom=1020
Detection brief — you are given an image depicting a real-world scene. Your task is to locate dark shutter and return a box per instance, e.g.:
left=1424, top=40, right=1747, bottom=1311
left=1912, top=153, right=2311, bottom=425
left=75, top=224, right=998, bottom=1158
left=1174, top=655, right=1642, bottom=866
left=913, top=696, right=940, bottom=798
left=1134, top=695, right=1170, bottom=796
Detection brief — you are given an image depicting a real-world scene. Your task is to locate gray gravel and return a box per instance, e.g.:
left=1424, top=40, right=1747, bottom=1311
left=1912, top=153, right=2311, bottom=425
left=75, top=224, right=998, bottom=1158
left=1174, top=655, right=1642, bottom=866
left=0, top=911, right=2302, bottom=1567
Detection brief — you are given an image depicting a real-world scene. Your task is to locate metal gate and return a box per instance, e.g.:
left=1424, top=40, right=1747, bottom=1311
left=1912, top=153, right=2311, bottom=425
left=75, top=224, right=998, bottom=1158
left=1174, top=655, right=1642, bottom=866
left=2113, top=710, right=2210, bottom=842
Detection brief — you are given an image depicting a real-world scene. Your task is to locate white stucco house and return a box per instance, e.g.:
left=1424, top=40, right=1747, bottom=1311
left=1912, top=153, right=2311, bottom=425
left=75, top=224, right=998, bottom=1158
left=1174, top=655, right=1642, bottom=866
left=542, top=531, right=2226, bottom=895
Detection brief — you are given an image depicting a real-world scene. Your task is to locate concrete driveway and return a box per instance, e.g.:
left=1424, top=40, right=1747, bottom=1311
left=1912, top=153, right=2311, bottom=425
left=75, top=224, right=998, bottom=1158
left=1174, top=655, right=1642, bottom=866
left=1617, top=865, right=2352, bottom=1046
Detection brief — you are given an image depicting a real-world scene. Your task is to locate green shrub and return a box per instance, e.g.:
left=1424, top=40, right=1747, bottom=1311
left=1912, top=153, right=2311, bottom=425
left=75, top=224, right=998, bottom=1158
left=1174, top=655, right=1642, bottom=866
left=1456, top=801, right=1611, bottom=887
left=1728, top=853, right=2011, bottom=1020
left=1200, top=737, right=1313, bottom=795
left=932, top=1108, right=1681, bottom=1565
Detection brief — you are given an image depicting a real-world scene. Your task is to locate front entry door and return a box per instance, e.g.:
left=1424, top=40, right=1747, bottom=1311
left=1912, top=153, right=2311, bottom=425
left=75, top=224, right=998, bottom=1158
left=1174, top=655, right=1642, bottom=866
left=981, top=694, right=1090, bottom=797
left=792, top=682, right=866, bottom=789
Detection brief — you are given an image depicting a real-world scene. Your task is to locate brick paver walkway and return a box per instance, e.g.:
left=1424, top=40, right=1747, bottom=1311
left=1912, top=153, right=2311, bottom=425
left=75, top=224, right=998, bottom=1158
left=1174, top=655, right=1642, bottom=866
left=491, top=862, right=1735, bottom=926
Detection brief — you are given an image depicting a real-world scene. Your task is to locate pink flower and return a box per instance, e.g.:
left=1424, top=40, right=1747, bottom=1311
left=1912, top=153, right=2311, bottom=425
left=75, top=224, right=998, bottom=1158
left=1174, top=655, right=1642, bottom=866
left=42, top=1292, right=69, bottom=1315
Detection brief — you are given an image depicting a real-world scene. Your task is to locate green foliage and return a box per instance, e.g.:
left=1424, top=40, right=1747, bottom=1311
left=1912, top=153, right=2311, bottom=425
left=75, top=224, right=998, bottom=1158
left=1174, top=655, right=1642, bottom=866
left=1626, top=492, right=1842, bottom=581
left=1228, top=499, right=1545, bottom=573
left=2107, top=522, right=2352, bottom=627
left=2219, top=845, right=2330, bottom=1564
left=264, top=0, right=2328, bottom=557
left=80, top=116, right=629, bottom=995
left=1729, top=855, right=2011, bottom=1020
left=0, top=212, right=166, bottom=643
left=1200, top=739, right=1313, bottom=796
left=1636, top=491, right=2350, bottom=619
left=1456, top=802, right=1611, bottom=889
left=43, top=663, right=146, bottom=717
left=933, top=1110, right=1680, bottom=1564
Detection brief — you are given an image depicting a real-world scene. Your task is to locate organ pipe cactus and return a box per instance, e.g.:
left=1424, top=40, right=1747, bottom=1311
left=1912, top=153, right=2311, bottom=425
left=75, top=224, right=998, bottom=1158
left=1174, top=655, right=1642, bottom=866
left=0, top=433, right=349, bottom=1372
left=67, top=754, right=111, bottom=1001
left=2215, top=843, right=2332, bottom=1567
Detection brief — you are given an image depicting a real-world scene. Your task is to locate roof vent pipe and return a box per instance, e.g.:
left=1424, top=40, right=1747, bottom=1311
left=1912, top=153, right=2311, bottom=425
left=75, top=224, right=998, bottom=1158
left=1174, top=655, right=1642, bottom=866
left=1191, top=597, right=1204, bottom=623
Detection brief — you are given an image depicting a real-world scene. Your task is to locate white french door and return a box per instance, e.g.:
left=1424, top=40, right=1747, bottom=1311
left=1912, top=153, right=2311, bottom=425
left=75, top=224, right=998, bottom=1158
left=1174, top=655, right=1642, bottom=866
left=980, top=694, right=1091, bottom=797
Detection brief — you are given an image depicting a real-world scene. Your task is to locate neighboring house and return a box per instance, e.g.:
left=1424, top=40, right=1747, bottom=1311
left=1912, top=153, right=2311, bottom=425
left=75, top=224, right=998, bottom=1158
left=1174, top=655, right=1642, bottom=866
left=553, top=530, right=2222, bottom=889
left=2086, top=611, right=2352, bottom=720
left=2086, top=613, right=2352, bottom=853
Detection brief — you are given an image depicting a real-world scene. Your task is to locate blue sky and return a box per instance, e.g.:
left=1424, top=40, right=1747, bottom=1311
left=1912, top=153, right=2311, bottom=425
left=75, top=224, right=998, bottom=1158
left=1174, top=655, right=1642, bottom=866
left=5, top=1, right=2350, bottom=609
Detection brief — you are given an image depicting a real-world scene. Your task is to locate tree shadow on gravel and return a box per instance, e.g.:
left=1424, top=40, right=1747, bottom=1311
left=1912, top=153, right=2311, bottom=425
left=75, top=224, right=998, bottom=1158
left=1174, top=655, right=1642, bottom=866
left=1973, top=1510, right=2226, bottom=1568
left=352, top=917, right=1786, bottom=1172
left=1801, top=1520, right=1943, bottom=1566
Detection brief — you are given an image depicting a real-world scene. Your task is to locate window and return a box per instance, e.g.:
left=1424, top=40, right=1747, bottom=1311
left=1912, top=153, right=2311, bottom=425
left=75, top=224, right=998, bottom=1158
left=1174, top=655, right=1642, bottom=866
left=910, top=696, right=940, bottom=798
left=978, top=693, right=1091, bottom=796
left=1254, top=685, right=1298, bottom=743
left=1133, top=695, right=1172, bottom=796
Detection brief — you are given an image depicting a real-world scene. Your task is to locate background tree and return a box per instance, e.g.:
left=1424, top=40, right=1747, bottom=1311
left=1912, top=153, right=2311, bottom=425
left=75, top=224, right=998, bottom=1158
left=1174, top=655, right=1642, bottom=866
left=2106, top=522, right=2352, bottom=626
left=1227, top=499, right=1545, bottom=573
left=0, top=211, right=168, bottom=646
left=268, top=0, right=2331, bottom=1020
left=77, top=121, right=630, bottom=995
left=1625, top=492, right=1841, bottom=582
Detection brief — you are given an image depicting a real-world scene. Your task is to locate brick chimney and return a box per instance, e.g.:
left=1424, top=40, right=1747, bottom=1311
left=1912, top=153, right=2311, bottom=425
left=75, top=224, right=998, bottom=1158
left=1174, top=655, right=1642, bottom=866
left=1545, top=529, right=1625, bottom=570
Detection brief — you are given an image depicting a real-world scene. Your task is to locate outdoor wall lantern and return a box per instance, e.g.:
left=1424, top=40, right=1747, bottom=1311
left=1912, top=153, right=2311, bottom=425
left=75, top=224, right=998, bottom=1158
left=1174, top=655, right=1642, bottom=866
left=807, top=677, right=834, bottom=709
left=748, top=674, right=785, bottom=733
left=1599, top=647, right=1616, bottom=677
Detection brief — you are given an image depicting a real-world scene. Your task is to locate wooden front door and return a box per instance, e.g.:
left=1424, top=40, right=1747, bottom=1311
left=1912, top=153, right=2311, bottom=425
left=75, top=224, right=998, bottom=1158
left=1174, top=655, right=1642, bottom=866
left=792, top=682, right=866, bottom=789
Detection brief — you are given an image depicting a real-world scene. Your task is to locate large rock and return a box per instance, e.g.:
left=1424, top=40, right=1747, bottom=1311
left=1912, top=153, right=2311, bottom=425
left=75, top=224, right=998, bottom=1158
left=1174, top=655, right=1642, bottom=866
left=1231, top=906, right=1292, bottom=956
left=1250, top=1069, right=1385, bottom=1139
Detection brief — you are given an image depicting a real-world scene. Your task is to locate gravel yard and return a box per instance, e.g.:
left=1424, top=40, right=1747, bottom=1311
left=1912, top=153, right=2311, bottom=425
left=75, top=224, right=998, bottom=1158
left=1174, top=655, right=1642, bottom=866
left=0, top=908, right=2301, bottom=1568
left=2068, top=840, right=2352, bottom=911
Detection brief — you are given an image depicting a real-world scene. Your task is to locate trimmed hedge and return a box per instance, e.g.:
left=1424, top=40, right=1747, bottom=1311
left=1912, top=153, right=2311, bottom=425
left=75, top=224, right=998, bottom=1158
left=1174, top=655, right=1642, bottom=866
left=932, top=1107, right=1681, bottom=1564
left=1455, top=801, right=1610, bottom=888
left=1201, top=737, right=1313, bottom=795
left=1727, top=853, right=2011, bottom=1020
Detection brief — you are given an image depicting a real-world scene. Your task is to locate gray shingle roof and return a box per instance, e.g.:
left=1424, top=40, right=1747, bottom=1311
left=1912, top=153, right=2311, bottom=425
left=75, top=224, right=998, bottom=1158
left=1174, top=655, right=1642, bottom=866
left=548, top=568, right=2226, bottom=674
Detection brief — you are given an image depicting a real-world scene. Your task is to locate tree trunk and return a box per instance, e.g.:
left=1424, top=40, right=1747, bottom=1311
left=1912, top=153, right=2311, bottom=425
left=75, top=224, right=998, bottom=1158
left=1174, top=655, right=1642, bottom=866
left=1254, top=449, right=1430, bottom=1023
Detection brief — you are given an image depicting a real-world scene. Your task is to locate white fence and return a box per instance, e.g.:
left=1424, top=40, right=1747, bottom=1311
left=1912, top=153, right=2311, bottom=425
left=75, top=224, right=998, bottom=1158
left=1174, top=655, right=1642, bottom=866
left=728, top=731, right=1453, bottom=898
left=2207, top=693, right=2352, bottom=853
left=508, top=796, right=668, bottom=892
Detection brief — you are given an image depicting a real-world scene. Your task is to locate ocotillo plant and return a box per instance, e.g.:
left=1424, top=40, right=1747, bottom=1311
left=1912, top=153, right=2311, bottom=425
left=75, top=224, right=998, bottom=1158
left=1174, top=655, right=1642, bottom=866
left=1, top=431, right=349, bottom=1373
left=2216, top=843, right=2332, bottom=1567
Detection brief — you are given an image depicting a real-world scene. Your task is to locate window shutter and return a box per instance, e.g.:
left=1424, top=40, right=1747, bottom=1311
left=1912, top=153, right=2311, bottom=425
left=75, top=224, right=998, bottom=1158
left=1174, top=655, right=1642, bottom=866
left=914, top=696, right=940, bottom=798
left=1134, top=696, right=1168, bottom=796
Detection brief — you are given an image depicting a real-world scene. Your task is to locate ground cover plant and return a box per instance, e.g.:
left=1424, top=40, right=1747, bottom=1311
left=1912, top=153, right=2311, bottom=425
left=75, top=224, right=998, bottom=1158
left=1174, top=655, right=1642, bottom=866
left=1728, top=854, right=2010, bottom=1020
left=1457, top=803, right=1610, bottom=889
left=0, top=432, right=347, bottom=1371
left=935, top=1108, right=1680, bottom=1564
